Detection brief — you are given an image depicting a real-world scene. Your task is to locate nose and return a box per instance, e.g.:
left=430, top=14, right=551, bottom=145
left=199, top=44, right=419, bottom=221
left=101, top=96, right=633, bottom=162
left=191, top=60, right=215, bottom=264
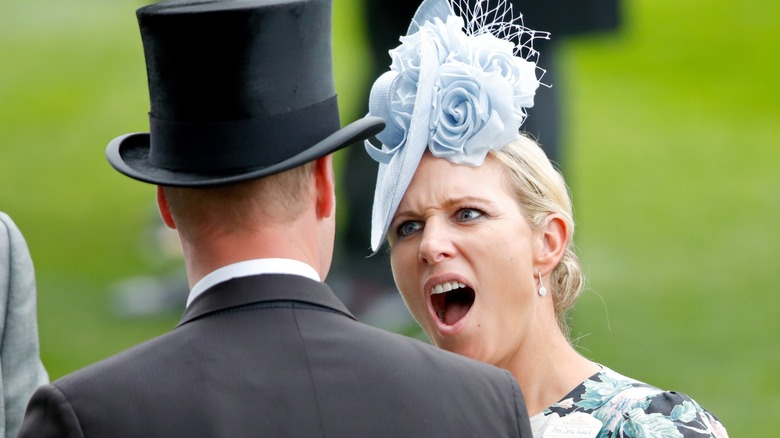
left=418, top=220, right=455, bottom=265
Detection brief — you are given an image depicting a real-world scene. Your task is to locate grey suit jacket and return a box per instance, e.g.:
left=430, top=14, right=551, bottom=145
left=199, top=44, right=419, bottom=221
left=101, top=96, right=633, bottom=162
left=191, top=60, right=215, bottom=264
left=0, top=212, right=48, bottom=438
left=20, top=274, right=531, bottom=437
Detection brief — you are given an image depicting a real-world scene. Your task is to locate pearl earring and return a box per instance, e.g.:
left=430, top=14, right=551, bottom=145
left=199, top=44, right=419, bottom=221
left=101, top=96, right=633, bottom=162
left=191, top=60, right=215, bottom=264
left=538, top=271, right=547, bottom=297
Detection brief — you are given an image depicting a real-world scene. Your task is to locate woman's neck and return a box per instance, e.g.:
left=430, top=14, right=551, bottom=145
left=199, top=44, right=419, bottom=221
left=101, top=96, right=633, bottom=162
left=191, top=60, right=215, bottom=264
left=502, top=325, right=601, bottom=416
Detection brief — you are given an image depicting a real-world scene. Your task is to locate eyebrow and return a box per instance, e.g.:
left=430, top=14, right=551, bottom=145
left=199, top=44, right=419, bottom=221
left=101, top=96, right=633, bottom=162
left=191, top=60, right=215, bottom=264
left=394, top=195, right=493, bottom=219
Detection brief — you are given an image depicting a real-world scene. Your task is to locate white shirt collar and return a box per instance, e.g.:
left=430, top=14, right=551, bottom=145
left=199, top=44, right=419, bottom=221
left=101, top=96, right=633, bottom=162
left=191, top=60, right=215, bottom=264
left=186, top=258, right=321, bottom=307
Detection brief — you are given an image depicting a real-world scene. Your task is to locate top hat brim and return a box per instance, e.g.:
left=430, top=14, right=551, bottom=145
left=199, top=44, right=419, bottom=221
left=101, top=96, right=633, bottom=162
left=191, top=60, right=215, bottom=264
left=106, top=116, right=385, bottom=187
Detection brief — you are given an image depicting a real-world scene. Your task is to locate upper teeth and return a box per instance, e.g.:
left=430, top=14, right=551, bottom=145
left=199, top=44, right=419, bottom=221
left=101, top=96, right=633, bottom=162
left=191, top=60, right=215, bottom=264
left=431, top=281, right=467, bottom=295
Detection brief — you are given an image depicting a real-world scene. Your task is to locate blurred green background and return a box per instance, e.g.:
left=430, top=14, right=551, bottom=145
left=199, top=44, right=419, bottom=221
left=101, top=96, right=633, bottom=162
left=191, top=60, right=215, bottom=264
left=1, top=0, right=777, bottom=435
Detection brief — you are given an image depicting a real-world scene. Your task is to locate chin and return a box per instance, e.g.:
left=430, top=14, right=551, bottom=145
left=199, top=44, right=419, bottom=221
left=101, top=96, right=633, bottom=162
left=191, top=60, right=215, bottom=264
left=430, top=330, right=488, bottom=363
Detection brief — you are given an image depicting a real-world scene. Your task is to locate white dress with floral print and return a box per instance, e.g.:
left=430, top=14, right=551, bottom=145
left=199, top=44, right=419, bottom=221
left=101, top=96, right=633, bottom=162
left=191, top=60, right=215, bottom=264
left=530, top=367, right=728, bottom=438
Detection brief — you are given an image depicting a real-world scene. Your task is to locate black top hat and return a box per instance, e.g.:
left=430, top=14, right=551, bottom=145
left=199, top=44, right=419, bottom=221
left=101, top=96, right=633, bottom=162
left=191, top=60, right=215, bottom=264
left=106, top=0, right=384, bottom=187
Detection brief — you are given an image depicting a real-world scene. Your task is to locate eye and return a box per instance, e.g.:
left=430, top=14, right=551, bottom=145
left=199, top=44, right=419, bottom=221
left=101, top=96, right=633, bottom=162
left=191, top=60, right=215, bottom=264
left=455, top=208, right=484, bottom=222
left=397, top=220, right=423, bottom=237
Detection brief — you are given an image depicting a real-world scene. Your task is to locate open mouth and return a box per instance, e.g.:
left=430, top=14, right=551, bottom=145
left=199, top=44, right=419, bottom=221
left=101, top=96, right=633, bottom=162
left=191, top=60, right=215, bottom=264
left=430, top=281, right=475, bottom=326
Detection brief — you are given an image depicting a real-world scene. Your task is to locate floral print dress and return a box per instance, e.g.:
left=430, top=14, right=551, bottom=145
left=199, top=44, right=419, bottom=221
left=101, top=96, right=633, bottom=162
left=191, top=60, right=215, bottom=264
left=530, top=367, right=728, bottom=438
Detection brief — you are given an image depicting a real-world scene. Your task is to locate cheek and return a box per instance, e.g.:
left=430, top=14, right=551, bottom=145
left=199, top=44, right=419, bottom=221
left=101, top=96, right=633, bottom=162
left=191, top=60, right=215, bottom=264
left=390, top=243, right=415, bottom=278
left=390, top=252, right=411, bottom=291
left=390, top=250, right=425, bottom=312
left=480, top=247, right=534, bottom=312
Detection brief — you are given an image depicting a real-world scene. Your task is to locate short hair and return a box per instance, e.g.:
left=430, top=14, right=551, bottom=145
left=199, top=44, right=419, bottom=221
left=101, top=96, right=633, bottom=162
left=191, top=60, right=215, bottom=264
left=163, top=162, right=315, bottom=240
left=491, top=136, right=584, bottom=337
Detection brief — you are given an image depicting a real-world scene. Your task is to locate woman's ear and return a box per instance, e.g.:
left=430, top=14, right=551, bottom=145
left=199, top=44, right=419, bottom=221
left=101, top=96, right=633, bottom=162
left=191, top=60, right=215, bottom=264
left=157, top=186, right=177, bottom=229
left=535, top=213, right=569, bottom=275
left=313, top=155, right=335, bottom=219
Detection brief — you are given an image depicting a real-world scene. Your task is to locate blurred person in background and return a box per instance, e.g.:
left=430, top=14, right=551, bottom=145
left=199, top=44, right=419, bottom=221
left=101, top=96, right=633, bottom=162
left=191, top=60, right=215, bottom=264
left=333, top=0, right=620, bottom=328
left=19, top=1, right=533, bottom=436
left=0, top=212, right=48, bottom=438
left=362, top=0, right=728, bottom=436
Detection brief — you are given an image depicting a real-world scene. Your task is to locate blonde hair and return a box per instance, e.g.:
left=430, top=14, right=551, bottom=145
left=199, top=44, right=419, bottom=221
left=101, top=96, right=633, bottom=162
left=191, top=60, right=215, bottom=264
left=163, top=162, right=314, bottom=239
left=491, top=136, right=583, bottom=337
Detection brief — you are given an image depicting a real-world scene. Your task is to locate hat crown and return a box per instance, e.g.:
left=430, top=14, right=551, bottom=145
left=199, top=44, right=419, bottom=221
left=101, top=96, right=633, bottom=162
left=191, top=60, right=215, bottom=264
left=138, top=0, right=335, bottom=121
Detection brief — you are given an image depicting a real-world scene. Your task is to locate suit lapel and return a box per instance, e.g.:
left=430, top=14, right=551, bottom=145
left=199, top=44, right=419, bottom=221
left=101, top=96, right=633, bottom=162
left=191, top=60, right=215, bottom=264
left=177, top=274, right=355, bottom=328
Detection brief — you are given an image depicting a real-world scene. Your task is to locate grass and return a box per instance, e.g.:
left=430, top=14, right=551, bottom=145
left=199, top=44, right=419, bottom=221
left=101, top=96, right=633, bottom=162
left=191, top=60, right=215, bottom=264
left=1, top=0, right=776, bottom=435
left=562, top=0, right=780, bottom=434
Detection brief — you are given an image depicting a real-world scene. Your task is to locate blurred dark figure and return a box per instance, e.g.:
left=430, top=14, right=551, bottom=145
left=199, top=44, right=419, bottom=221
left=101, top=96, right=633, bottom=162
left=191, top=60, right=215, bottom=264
left=332, top=0, right=620, bottom=329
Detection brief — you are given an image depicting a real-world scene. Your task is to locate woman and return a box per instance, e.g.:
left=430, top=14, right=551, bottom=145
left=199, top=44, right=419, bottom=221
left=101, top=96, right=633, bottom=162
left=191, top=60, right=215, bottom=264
left=363, top=0, right=728, bottom=436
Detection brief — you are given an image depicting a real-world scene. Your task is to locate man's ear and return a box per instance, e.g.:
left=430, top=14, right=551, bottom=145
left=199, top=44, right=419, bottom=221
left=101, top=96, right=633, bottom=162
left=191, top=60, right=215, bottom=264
left=313, top=155, right=335, bottom=219
left=157, top=186, right=176, bottom=229
left=535, top=214, right=569, bottom=275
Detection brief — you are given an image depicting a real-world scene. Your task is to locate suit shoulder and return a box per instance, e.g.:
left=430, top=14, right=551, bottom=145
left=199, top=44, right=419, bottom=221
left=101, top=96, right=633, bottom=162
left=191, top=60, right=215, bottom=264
left=54, top=329, right=179, bottom=391
left=19, top=383, right=85, bottom=438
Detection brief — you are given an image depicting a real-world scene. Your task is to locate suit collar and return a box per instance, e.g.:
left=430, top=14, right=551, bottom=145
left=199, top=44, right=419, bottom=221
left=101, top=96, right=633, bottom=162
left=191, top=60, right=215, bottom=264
left=177, top=274, right=354, bottom=327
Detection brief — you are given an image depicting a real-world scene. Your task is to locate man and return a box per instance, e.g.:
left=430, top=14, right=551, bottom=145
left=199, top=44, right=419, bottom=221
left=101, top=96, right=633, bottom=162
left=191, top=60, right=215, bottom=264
left=19, top=1, right=532, bottom=436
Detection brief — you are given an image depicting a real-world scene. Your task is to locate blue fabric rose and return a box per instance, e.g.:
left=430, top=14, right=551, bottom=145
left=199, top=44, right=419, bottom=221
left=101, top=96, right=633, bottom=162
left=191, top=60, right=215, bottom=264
left=377, top=14, right=539, bottom=167
left=471, top=33, right=539, bottom=111
left=430, top=61, right=518, bottom=165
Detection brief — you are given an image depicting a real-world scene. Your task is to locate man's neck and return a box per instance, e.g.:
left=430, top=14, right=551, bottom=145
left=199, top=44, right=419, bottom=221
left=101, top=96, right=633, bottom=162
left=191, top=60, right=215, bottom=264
left=181, top=224, right=324, bottom=289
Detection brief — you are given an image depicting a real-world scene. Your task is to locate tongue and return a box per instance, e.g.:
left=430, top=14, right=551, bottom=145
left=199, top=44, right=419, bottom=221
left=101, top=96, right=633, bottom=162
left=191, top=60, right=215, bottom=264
left=443, top=300, right=470, bottom=326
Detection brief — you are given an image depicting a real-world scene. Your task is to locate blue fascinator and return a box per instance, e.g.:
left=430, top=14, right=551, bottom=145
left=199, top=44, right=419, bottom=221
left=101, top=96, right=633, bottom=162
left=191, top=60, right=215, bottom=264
left=365, top=0, right=548, bottom=251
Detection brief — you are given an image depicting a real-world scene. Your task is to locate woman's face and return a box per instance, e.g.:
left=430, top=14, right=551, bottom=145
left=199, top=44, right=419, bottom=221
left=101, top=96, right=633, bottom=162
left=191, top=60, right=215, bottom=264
left=389, top=152, right=543, bottom=368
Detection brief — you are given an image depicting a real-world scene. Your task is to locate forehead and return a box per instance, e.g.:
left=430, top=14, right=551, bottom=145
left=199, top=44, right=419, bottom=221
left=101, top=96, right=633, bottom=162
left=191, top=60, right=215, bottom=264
left=401, top=153, right=510, bottom=206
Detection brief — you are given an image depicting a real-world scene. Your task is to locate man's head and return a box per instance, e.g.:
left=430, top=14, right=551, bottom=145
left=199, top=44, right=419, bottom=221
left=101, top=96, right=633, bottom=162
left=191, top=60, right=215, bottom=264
left=156, top=155, right=338, bottom=284
left=104, top=0, right=383, bottom=282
